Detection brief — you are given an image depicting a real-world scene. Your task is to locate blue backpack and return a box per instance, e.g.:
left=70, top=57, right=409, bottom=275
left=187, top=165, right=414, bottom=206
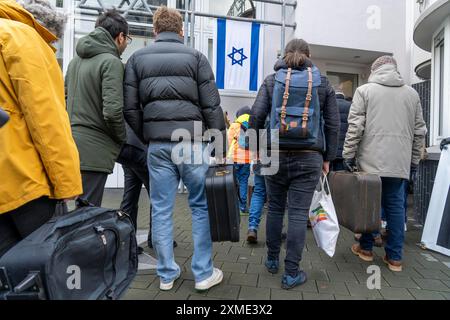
left=270, top=66, right=322, bottom=148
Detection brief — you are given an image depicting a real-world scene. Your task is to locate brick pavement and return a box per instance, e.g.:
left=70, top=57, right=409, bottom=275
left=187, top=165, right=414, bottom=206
left=101, top=189, right=450, bottom=300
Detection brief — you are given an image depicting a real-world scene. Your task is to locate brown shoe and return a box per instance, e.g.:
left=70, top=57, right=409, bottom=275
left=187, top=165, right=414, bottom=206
left=374, top=235, right=383, bottom=247
left=247, top=229, right=257, bottom=244
left=351, top=244, right=374, bottom=262
left=383, top=256, right=402, bottom=272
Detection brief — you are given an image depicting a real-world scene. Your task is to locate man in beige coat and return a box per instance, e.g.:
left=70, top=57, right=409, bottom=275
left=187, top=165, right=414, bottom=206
left=343, top=56, right=427, bottom=272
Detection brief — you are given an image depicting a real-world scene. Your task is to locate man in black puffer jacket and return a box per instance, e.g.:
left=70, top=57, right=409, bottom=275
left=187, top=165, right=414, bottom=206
left=123, top=7, right=225, bottom=293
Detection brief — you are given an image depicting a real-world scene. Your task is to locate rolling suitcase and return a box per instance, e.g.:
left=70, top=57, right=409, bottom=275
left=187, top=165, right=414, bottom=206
left=205, top=164, right=240, bottom=242
left=328, top=171, right=382, bottom=233
left=0, top=200, right=138, bottom=300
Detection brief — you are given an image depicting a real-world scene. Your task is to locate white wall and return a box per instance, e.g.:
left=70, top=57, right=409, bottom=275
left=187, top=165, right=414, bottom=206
left=295, top=0, right=411, bottom=84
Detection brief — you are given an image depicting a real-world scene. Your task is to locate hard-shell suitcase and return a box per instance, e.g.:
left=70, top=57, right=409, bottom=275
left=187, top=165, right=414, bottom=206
left=328, top=171, right=382, bottom=233
left=0, top=200, right=138, bottom=300
left=205, top=164, right=240, bottom=242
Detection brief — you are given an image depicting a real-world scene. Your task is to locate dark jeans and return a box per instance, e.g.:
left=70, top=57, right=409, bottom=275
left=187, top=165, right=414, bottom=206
left=265, top=151, right=323, bottom=276
left=360, top=177, right=407, bottom=261
left=234, top=164, right=251, bottom=211
left=0, top=197, right=56, bottom=257
left=80, top=171, right=108, bottom=207
left=120, top=165, right=150, bottom=230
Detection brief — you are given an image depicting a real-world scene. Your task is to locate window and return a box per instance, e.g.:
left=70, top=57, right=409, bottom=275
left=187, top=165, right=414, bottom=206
left=326, top=72, right=359, bottom=99
left=434, top=30, right=445, bottom=139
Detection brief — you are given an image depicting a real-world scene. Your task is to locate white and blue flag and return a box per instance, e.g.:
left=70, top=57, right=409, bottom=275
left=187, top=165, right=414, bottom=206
left=215, top=19, right=261, bottom=92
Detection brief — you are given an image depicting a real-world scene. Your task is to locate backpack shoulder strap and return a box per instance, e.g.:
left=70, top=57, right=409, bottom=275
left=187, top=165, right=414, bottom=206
left=301, top=67, right=313, bottom=137
left=280, top=68, right=292, bottom=134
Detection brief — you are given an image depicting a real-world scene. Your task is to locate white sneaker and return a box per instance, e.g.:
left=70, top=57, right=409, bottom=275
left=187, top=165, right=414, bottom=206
left=195, top=268, right=223, bottom=291
left=160, top=273, right=180, bottom=291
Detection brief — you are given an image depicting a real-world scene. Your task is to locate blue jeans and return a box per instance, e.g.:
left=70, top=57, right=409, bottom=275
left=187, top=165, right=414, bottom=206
left=148, top=142, right=213, bottom=283
left=234, top=164, right=251, bottom=211
left=360, top=177, right=407, bottom=261
left=249, top=168, right=266, bottom=231
left=265, top=152, right=323, bottom=276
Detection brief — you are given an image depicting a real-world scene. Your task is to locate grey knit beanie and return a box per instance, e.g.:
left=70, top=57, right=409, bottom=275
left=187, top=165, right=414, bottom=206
left=371, top=55, right=398, bottom=72
left=16, top=0, right=66, bottom=38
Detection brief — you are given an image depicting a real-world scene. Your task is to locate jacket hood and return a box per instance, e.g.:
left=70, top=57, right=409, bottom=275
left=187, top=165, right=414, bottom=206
left=76, top=27, right=120, bottom=59
left=368, top=64, right=405, bottom=87
left=0, top=0, right=57, bottom=50
left=274, top=58, right=313, bottom=72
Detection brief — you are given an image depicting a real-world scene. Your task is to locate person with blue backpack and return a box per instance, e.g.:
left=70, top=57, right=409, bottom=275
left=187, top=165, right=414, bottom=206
left=250, top=39, right=340, bottom=290
left=227, top=106, right=253, bottom=215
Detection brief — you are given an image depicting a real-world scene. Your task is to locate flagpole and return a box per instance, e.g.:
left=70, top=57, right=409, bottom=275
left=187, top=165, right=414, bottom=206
left=184, top=0, right=189, bottom=45
left=190, top=0, right=196, bottom=48
left=281, top=0, right=286, bottom=57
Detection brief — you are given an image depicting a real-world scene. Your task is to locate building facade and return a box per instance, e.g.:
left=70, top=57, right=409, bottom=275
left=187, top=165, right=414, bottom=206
left=413, top=0, right=450, bottom=146
left=52, top=0, right=414, bottom=188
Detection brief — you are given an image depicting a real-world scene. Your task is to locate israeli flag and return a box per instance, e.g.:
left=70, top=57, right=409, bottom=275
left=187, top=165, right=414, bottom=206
left=215, top=19, right=261, bottom=92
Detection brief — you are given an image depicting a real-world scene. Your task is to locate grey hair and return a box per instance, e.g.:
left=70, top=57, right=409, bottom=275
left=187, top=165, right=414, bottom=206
left=16, top=0, right=67, bottom=38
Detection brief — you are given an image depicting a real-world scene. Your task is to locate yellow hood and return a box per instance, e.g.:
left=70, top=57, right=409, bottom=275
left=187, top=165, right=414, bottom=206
left=0, top=0, right=57, bottom=49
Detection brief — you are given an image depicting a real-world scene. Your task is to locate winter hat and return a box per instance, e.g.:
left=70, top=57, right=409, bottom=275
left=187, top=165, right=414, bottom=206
left=235, top=106, right=251, bottom=119
left=371, top=55, right=398, bottom=72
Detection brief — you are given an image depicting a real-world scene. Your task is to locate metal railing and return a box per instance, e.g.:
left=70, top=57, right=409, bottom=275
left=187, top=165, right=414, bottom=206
left=76, top=0, right=296, bottom=53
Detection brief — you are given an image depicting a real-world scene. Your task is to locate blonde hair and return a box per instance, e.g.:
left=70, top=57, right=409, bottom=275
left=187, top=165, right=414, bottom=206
left=153, top=6, right=183, bottom=35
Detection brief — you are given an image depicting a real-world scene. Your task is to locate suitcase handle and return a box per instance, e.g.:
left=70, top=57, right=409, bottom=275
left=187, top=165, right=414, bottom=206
left=7, top=271, right=47, bottom=300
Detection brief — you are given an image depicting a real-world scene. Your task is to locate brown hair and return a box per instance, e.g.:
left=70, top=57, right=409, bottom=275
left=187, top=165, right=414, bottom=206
left=153, top=6, right=183, bottom=35
left=283, top=39, right=310, bottom=68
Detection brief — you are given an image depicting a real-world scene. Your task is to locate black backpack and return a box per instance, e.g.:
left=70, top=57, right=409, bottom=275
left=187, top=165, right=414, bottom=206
left=0, top=200, right=138, bottom=300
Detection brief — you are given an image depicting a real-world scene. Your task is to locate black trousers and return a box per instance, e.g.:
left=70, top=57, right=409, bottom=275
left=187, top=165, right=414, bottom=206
left=80, top=171, right=108, bottom=207
left=0, top=197, right=56, bottom=257
left=120, top=165, right=150, bottom=231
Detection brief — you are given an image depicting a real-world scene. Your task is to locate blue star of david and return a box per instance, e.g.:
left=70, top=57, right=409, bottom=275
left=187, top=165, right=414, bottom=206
left=227, top=47, right=248, bottom=66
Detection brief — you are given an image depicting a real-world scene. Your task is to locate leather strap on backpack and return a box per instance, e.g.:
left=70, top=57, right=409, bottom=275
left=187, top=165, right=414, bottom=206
left=280, top=68, right=292, bottom=134
left=302, top=67, right=313, bottom=137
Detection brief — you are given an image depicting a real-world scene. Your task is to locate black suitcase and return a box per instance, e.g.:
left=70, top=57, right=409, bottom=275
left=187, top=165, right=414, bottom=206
left=0, top=200, right=138, bottom=300
left=205, top=164, right=240, bottom=242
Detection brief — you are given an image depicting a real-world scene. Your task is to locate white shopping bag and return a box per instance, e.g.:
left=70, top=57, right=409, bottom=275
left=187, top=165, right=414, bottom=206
left=309, top=175, right=340, bottom=257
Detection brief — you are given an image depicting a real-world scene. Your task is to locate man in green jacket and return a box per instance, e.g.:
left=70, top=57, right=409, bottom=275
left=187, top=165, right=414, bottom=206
left=66, top=9, right=129, bottom=206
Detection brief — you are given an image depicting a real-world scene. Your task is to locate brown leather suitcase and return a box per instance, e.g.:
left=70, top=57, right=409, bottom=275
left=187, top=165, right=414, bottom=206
left=328, top=171, right=382, bottom=233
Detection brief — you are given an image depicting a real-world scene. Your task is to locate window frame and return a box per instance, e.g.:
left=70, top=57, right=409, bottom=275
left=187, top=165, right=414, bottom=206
left=430, top=18, right=450, bottom=146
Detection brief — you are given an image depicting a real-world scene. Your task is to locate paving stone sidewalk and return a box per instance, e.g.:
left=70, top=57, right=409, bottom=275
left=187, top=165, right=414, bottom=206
left=101, top=189, right=450, bottom=300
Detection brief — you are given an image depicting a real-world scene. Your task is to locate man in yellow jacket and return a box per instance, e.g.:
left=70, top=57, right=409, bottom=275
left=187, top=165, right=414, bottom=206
left=0, top=0, right=82, bottom=256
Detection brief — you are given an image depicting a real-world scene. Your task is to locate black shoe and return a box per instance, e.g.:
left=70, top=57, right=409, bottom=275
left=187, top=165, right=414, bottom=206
left=247, top=229, right=258, bottom=244
left=137, top=246, right=144, bottom=255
